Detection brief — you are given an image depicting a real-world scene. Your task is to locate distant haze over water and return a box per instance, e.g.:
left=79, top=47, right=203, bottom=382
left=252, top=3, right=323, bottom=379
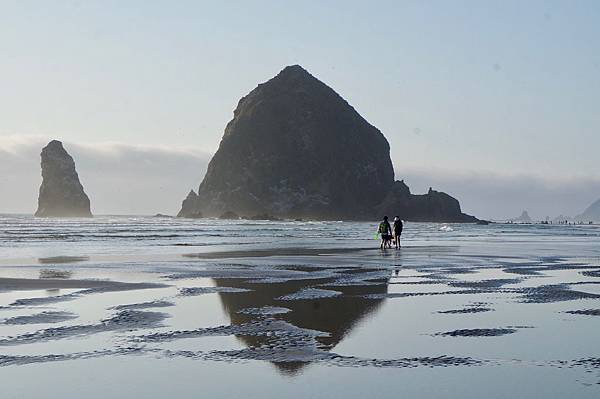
left=0, top=135, right=597, bottom=220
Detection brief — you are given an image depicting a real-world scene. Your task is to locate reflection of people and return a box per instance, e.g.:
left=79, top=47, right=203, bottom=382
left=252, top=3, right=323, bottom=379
left=378, top=216, right=392, bottom=249
left=393, top=216, right=403, bottom=249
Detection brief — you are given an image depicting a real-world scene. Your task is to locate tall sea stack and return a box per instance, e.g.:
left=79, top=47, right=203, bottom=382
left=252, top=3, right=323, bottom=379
left=179, top=65, right=477, bottom=222
left=35, top=140, right=92, bottom=217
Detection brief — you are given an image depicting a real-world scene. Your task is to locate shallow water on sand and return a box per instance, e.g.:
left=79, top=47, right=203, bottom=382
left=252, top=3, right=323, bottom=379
left=0, top=215, right=599, bottom=398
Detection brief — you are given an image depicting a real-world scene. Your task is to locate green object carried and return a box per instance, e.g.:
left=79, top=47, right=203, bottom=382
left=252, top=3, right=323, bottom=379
left=374, top=232, right=380, bottom=240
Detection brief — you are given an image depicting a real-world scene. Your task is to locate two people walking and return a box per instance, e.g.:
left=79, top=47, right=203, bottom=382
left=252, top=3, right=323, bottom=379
left=378, top=216, right=403, bottom=249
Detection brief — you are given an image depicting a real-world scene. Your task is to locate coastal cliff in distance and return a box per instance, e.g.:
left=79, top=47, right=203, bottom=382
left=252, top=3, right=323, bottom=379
left=576, top=199, right=600, bottom=222
left=511, top=210, right=532, bottom=223
left=35, top=140, right=92, bottom=217
left=178, top=65, right=477, bottom=222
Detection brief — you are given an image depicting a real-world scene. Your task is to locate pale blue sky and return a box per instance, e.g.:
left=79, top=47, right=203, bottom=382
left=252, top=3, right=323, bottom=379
left=1, top=1, right=600, bottom=217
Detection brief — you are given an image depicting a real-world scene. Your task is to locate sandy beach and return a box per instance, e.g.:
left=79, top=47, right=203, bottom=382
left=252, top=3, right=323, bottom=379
left=0, top=216, right=599, bottom=398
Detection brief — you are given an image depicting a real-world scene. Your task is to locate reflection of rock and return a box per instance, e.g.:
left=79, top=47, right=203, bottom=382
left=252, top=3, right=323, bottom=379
left=277, top=288, right=341, bottom=300
left=214, top=273, right=388, bottom=374
left=35, top=140, right=92, bottom=217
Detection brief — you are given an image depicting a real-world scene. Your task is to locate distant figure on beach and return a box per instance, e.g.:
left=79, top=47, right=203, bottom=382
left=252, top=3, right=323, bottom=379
left=378, top=216, right=393, bottom=249
left=393, top=216, right=403, bottom=249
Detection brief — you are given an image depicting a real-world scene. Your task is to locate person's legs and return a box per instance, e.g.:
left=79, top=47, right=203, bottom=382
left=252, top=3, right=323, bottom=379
left=383, top=235, right=390, bottom=249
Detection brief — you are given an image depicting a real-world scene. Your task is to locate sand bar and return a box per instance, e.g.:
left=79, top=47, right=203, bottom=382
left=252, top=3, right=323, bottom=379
left=0, top=277, right=167, bottom=292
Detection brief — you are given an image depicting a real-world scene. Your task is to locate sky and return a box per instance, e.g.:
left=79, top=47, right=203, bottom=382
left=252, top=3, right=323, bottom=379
left=1, top=1, right=599, bottom=218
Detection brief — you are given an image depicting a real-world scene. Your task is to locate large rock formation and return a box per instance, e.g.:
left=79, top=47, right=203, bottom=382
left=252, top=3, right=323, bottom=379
left=35, top=140, right=92, bottom=217
left=179, top=65, right=477, bottom=222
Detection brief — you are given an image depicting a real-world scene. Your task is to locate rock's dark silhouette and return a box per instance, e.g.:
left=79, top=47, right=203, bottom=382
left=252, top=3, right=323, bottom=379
left=377, top=182, right=477, bottom=223
left=180, top=65, right=392, bottom=220
left=179, top=65, right=477, bottom=222
left=35, top=140, right=92, bottom=217
left=177, top=190, right=202, bottom=218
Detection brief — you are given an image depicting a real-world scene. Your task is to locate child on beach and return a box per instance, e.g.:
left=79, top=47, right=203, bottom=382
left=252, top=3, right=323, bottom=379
left=378, top=216, right=393, bottom=249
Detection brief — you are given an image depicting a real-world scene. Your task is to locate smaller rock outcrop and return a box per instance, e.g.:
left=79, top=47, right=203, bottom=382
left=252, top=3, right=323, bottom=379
left=376, top=181, right=478, bottom=223
left=177, top=190, right=202, bottom=218
left=35, top=140, right=92, bottom=217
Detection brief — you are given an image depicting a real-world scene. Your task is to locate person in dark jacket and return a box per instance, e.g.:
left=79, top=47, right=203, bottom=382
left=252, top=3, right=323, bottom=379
left=393, top=216, right=403, bottom=249
left=378, top=216, right=393, bottom=249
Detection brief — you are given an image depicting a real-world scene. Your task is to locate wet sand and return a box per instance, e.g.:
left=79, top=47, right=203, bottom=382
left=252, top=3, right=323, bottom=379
left=182, top=245, right=459, bottom=259
left=0, top=218, right=599, bottom=397
left=182, top=247, right=375, bottom=259
left=38, top=256, right=90, bottom=264
left=0, top=276, right=167, bottom=292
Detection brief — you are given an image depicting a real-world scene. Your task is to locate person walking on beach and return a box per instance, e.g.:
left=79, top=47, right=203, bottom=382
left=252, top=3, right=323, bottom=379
left=378, top=216, right=393, bottom=249
left=393, top=216, right=403, bottom=249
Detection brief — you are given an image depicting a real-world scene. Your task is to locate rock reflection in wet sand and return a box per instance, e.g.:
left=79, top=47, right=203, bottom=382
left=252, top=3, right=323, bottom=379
left=214, top=272, right=388, bottom=374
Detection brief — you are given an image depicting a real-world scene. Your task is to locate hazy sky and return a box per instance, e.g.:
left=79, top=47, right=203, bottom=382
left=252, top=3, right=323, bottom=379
left=1, top=1, right=599, bottom=218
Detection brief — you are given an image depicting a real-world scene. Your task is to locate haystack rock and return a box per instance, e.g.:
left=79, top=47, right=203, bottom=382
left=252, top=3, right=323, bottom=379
left=35, top=140, right=92, bottom=217
left=178, top=65, right=477, bottom=222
